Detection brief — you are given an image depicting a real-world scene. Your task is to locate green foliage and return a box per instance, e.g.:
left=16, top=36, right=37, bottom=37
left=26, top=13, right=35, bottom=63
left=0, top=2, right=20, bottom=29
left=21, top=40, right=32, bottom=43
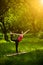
left=4, top=1, right=30, bottom=33
left=24, top=33, right=34, bottom=38
left=38, top=32, right=43, bottom=39
left=0, top=0, right=9, bottom=16
left=0, top=33, right=3, bottom=39
left=1, top=0, right=43, bottom=35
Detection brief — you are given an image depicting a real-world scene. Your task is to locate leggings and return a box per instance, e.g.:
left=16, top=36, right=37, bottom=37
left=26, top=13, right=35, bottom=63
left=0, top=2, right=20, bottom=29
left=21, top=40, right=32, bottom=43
left=11, top=36, right=19, bottom=53
left=14, top=40, right=19, bottom=53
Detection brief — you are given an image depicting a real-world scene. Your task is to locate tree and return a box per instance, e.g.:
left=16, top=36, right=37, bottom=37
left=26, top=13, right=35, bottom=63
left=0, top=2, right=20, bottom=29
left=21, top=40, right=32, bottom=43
left=0, top=0, right=11, bottom=40
left=4, top=0, right=30, bottom=33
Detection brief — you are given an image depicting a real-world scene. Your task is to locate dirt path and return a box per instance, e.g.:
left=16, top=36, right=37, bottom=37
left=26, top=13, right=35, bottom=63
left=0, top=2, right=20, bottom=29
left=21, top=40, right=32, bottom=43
left=4, top=52, right=27, bottom=57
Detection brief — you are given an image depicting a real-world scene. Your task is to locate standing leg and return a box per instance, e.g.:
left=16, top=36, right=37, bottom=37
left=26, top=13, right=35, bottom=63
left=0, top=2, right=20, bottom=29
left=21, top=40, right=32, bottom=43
left=11, top=35, right=19, bottom=53
left=16, top=41, right=19, bottom=53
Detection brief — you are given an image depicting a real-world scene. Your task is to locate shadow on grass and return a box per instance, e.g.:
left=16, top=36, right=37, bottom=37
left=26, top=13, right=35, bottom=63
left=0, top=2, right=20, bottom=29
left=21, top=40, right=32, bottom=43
left=0, top=50, right=43, bottom=65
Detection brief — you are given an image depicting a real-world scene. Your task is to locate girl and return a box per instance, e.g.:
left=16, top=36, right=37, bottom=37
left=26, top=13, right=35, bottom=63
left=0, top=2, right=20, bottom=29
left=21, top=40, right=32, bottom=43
left=10, top=30, right=30, bottom=53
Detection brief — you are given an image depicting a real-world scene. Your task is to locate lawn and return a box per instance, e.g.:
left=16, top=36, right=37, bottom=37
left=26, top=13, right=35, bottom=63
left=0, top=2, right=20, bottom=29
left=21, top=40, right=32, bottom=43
left=0, top=33, right=43, bottom=65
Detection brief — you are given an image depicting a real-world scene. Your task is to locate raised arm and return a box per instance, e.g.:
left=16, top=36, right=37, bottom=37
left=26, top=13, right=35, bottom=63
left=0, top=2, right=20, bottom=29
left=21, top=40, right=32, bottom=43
left=10, top=29, right=30, bottom=35
left=23, top=29, right=30, bottom=35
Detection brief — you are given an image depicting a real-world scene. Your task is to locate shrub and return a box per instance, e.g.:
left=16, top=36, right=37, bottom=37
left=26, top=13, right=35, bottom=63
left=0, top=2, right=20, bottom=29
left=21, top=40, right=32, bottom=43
left=38, top=32, right=43, bottom=39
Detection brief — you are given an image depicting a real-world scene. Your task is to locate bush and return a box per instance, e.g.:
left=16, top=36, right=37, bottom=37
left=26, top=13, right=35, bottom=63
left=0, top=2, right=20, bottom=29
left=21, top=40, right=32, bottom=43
left=24, top=33, right=37, bottom=38
left=38, top=32, right=43, bottom=39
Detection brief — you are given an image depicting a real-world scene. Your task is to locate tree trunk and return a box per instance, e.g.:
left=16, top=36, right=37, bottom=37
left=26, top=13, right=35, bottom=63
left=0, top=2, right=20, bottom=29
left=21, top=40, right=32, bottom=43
left=4, top=33, right=8, bottom=41
left=0, top=17, right=8, bottom=41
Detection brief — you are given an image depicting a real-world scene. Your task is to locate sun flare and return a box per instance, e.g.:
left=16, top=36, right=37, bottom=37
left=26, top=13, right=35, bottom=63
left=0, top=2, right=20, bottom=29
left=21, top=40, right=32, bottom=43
left=40, top=0, right=43, bottom=5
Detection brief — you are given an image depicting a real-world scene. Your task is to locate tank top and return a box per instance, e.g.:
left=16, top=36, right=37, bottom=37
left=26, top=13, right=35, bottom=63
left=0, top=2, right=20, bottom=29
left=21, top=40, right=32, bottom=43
left=17, top=34, right=23, bottom=42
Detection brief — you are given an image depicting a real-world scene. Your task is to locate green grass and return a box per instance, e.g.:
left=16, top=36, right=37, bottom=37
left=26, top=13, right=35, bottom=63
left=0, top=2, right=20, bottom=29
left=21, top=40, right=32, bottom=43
left=0, top=33, right=43, bottom=65
left=0, top=37, right=43, bottom=56
left=0, top=50, right=43, bottom=65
